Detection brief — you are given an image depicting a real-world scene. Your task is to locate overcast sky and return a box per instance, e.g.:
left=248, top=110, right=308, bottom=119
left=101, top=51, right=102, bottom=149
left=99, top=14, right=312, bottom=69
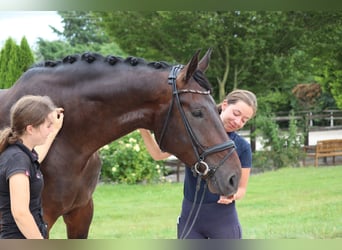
left=0, top=11, right=63, bottom=48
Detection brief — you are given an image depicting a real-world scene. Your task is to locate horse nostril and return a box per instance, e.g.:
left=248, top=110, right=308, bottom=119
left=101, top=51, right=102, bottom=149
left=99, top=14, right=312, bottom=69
left=228, top=174, right=238, bottom=188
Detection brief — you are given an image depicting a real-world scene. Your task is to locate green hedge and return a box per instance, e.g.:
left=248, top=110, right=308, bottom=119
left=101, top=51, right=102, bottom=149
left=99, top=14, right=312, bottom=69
left=99, top=130, right=167, bottom=184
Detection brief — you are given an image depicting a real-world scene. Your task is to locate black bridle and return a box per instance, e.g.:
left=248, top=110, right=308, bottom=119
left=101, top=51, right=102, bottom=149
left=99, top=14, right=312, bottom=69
left=158, top=65, right=236, bottom=178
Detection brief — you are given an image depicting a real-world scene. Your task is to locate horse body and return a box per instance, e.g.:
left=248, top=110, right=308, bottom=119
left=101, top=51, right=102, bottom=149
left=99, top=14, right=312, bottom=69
left=0, top=51, right=241, bottom=238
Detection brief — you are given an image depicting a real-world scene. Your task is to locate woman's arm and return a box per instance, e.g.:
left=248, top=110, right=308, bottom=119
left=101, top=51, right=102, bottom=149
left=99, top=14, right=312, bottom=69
left=217, top=167, right=251, bottom=204
left=138, top=129, right=171, bottom=161
left=35, top=108, right=64, bottom=163
left=9, top=174, right=44, bottom=239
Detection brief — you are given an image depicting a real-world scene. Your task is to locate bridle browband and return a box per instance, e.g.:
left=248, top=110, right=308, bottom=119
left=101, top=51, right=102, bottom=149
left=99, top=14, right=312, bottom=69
left=158, top=65, right=236, bottom=178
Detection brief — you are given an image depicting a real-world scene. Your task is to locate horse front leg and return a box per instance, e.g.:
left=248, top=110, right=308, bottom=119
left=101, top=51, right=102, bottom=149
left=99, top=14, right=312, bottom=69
left=43, top=212, right=60, bottom=239
left=63, top=198, right=94, bottom=239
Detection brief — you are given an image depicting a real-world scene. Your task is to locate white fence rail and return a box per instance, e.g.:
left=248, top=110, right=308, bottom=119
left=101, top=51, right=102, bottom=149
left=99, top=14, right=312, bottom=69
left=274, top=110, right=342, bottom=129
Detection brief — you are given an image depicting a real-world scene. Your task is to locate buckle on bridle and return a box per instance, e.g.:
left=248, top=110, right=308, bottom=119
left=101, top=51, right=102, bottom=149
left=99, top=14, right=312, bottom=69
left=193, top=160, right=209, bottom=176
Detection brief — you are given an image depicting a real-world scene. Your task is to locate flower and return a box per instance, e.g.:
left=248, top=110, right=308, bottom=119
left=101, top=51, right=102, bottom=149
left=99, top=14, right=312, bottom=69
left=133, top=144, right=140, bottom=152
left=129, top=138, right=137, bottom=143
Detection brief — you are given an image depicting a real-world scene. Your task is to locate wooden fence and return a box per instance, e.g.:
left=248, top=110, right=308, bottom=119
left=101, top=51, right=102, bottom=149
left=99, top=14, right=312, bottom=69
left=274, top=110, right=342, bottom=130
left=244, top=109, right=342, bottom=150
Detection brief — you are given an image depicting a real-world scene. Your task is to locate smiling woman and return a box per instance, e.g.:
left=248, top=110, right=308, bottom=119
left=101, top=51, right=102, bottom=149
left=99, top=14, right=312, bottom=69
left=0, top=11, right=63, bottom=47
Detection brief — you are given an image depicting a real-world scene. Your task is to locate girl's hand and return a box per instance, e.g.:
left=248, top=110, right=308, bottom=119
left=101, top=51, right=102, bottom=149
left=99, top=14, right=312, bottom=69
left=217, top=194, right=236, bottom=204
left=51, top=108, right=64, bottom=134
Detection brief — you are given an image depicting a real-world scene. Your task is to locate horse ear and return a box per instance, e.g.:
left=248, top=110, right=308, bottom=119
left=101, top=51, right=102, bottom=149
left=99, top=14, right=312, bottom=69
left=183, top=49, right=201, bottom=82
left=198, top=48, right=212, bottom=72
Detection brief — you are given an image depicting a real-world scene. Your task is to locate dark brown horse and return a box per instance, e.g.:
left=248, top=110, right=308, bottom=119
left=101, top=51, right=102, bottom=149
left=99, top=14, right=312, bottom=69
left=0, top=49, right=241, bottom=238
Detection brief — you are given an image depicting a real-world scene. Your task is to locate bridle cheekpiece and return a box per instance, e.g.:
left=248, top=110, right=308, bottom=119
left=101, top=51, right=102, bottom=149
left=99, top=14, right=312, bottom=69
left=158, top=65, right=236, bottom=178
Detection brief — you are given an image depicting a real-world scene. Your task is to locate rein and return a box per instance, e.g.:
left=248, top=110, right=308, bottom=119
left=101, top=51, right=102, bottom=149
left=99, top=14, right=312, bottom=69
left=179, top=175, right=207, bottom=239
left=158, top=65, right=236, bottom=178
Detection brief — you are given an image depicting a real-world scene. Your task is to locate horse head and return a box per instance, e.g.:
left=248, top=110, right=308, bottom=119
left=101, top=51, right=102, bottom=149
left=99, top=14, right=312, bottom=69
left=155, top=49, right=241, bottom=196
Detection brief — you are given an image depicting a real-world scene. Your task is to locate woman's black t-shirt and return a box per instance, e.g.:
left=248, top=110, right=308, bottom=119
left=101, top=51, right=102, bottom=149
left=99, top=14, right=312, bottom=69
left=0, top=142, right=44, bottom=239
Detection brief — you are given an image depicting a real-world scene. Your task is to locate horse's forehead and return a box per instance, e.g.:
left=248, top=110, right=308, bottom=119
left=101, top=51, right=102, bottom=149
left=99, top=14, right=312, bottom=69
left=180, top=89, right=215, bottom=110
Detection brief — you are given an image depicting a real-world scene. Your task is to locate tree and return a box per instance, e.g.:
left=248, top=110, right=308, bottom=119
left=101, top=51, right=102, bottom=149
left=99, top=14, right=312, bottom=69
left=0, top=37, right=36, bottom=89
left=35, top=38, right=75, bottom=61
left=292, top=83, right=322, bottom=145
left=291, top=12, right=342, bottom=110
left=35, top=38, right=125, bottom=62
left=35, top=11, right=124, bottom=62
left=0, top=37, right=37, bottom=89
left=292, top=83, right=322, bottom=109
left=0, top=38, right=20, bottom=88
left=19, top=37, right=34, bottom=72
left=52, top=11, right=109, bottom=46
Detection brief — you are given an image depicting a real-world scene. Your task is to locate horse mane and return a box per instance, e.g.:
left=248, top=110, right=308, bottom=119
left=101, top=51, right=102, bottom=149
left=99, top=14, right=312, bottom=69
left=29, top=52, right=212, bottom=91
left=31, top=52, right=171, bottom=70
left=193, top=70, right=212, bottom=92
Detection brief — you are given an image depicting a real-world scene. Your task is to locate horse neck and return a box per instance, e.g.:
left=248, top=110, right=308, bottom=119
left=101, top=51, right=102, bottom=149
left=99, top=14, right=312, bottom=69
left=59, top=65, right=171, bottom=153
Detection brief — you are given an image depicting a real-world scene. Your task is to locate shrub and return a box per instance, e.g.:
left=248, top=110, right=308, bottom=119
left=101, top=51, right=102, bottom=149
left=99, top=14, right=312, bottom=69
left=99, top=131, right=167, bottom=184
left=253, top=110, right=304, bottom=169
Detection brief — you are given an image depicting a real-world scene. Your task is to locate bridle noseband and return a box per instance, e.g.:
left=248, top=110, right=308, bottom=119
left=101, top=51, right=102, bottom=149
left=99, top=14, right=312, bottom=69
left=158, top=65, right=236, bottom=178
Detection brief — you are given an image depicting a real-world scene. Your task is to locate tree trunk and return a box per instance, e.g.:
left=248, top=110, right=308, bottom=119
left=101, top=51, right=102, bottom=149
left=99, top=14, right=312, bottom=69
left=217, top=46, right=230, bottom=101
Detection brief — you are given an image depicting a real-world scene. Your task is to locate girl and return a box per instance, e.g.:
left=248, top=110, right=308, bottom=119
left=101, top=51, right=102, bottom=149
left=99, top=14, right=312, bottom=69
left=0, top=95, right=64, bottom=239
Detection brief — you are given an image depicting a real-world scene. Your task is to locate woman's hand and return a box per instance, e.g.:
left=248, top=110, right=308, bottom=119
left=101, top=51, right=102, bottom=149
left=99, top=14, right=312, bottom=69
left=50, top=108, right=64, bottom=135
left=36, top=108, right=64, bottom=163
left=217, top=194, right=236, bottom=205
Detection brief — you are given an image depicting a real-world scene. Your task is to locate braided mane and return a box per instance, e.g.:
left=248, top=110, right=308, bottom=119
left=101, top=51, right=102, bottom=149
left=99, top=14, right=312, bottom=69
left=30, top=52, right=212, bottom=91
left=31, top=52, right=172, bottom=70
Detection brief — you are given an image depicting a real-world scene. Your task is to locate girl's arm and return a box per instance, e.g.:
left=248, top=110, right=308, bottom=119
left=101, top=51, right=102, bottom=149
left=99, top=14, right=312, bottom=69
left=138, top=129, right=171, bottom=161
left=35, top=108, right=64, bottom=163
left=9, top=173, right=44, bottom=239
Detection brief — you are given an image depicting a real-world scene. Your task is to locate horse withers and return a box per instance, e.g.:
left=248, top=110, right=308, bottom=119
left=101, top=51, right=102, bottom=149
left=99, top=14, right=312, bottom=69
left=0, top=49, right=241, bottom=238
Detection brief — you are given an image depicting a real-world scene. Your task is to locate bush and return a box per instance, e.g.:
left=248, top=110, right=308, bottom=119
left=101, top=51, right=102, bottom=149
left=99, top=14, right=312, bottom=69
left=253, top=110, right=304, bottom=169
left=99, top=131, right=167, bottom=184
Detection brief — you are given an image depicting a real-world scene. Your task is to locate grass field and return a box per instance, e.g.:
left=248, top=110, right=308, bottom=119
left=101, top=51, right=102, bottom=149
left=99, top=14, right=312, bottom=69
left=49, top=166, right=342, bottom=239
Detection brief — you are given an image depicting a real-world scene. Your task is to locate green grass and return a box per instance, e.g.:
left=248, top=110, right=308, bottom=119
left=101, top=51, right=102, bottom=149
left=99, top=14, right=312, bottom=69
left=49, top=166, right=342, bottom=239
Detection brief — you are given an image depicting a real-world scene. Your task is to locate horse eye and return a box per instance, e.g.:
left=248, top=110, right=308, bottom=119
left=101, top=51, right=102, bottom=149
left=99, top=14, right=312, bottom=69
left=192, top=109, right=203, bottom=118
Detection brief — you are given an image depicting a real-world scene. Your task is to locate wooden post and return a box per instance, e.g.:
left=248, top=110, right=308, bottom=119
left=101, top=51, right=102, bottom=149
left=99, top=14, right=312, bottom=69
left=304, top=113, right=309, bottom=146
left=250, top=122, right=256, bottom=152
